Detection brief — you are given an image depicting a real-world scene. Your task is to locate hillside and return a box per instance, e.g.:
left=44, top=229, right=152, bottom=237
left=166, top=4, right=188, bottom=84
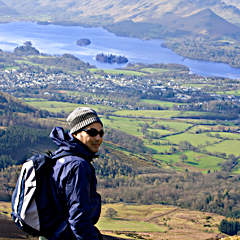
left=0, top=0, right=18, bottom=16
left=0, top=202, right=227, bottom=240
left=0, top=91, right=36, bottom=114
left=0, top=0, right=240, bottom=37
left=155, top=8, right=240, bottom=36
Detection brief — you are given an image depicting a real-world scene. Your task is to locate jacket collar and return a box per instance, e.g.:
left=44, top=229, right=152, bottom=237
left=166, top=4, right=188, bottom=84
left=50, top=127, right=99, bottom=162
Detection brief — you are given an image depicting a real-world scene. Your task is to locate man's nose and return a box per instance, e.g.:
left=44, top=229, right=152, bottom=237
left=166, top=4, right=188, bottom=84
left=95, top=134, right=102, bottom=140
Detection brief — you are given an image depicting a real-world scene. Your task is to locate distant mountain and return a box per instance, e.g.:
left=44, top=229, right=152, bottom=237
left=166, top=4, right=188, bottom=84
left=0, top=0, right=18, bottom=15
left=157, top=8, right=240, bottom=36
left=1, top=0, right=240, bottom=37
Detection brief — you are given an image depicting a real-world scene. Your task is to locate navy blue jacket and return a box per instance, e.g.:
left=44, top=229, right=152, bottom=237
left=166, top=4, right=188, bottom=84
left=49, top=127, right=101, bottom=240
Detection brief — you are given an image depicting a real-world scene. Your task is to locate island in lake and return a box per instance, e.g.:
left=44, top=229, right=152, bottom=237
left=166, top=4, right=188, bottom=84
left=96, top=53, right=128, bottom=64
left=76, top=38, right=91, bottom=46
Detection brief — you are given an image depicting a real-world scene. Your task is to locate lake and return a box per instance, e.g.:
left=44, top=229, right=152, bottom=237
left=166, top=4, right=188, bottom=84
left=0, top=22, right=240, bottom=79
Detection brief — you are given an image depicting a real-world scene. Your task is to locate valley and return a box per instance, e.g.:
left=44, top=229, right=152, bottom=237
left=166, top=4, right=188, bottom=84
left=0, top=18, right=239, bottom=239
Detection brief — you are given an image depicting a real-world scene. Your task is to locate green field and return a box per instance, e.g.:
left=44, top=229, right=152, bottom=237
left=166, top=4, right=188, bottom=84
left=149, top=148, right=225, bottom=171
left=94, top=203, right=224, bottom=239
left=15, top=60, right=55, bottom=69
left=113, top=109, right=214, bottom=119
left=145, top=144, right=172, bottom=153
left=1, top=201, right=223, bottom=239
left=149, top=129, right=173, bottom=136
left=216, top=90, right=240, bottom=96
left=203, top=140, right=240, bottom=156
left=96, top=203, right=165, bottom=232
left=114, top=110, right=181, bottom=118
left=102, top=116, right=143, bottom=136
left=21, top=100, right=240, bottom=173
left=140, top=67, right=169, bottom=73
left=24, top=100, right=114, bottom=113
left=207, top=132, right=240, bottom=140
left=102, top=116, right=192, bottom=136
left=140, top=99, right=187, bottom=107
left=158, top=121, right=192, bottom=132
left=88, top=68, right=147, bottom=76
left=160, top=132, right=221, bottom=146
left=96, top=218, right=163, bottom=232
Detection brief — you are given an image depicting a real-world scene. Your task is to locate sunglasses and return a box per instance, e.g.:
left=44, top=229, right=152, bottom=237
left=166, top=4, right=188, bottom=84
left=82, top=128, right=105, bottom=138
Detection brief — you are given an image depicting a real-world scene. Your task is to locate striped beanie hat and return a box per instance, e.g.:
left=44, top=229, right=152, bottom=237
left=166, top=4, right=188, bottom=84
left=67, top=107, right=103, bottom=134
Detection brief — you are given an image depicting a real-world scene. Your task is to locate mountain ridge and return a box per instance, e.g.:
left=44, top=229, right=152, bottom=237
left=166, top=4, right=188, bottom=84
left=1, top=0, right=240, bottom=37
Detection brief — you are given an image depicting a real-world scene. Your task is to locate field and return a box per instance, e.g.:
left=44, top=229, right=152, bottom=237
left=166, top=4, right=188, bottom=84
left=88, top=68, right=147, bottom=76
left=204, top=140, right=240, bottom=157
left=113, top=110, right=182, bottom=118
left=215, top=90, right=240, bottom=96
left=140, top=68, right=170, bottom=73
left=22, top=99, right=240, bottom=173
left=140, top=99, right=187, bottom=107
left=96, top=203, right=226, bottom=240
left=0, top=201, right=226, bottom=240
left=113, top=109, right=216, bottom=119
left=23, top=99, right=115, bottom=112
left=102, top=115, right=240, bottom=172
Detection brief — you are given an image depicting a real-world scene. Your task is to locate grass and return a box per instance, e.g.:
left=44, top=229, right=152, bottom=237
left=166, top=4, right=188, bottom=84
left=97, top=218, right=163, bottom=232
left=102, top=116, right=192, bottom=136
left=151, top=150, right=225, bottom=171
left=88, top=68, right=147, bottom=76
left=113, top=109, right=215, bottom=119
left=102, top=116, right=144, bottom=136
left=4, top=66, right=20, bottom=70
left=15, top=60, right=40, bottom=66
left=160, top=132, right=221, bottom=146
left=22, top=99, right=114, bottom=113
left=203, top=140, right=240, bottom=156
left=113, top=110, right=182, bottom=118
left=0, top=202, right=11, bottom=219
left=140, top=67, right=169, bottom=73
left=157, top=121, right=192, bottom=132
left=187, top=125, right=210, bottom=133
left=95, top=203, right=225, bottom=240
left=140, top=99, right=187, bottom=107
left=207, top=132, right=240, bottom=140
left=19, top=99, right=240, bottom=173
left=0, top=201, right=225, bottom=240
left=215, top=90, right=240, bottom=96
left=15, top=59, right=56, bottom=69
left=97, top=203, right=166, bottom=232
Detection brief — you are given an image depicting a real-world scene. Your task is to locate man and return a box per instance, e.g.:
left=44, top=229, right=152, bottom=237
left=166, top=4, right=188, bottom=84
left=45, top=107, right=104, bottom=239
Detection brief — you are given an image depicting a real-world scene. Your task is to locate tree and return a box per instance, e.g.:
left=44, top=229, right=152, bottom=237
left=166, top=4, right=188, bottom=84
left=104, top=208, right=117, bottom=219
left=179, top=154, right=188, bottom=162
left=169, top=146, right=177, bottom=154
left=103, top=112, right=110, bottom=119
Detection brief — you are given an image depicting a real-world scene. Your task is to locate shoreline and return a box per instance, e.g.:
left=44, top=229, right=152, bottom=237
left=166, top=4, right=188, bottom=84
left=0, top=21, right=239, bottom=78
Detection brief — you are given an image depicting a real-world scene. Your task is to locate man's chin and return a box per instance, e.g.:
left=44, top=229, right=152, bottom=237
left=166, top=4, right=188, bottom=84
left=91, top=147, right=100, bottom=153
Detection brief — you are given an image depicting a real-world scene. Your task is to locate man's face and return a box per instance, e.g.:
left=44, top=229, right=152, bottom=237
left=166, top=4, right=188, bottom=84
left=73, top=122, right=104, bottom=153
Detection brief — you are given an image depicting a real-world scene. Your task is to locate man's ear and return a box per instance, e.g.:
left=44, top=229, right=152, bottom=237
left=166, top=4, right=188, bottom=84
left=73, top=132, right=83, bottom=141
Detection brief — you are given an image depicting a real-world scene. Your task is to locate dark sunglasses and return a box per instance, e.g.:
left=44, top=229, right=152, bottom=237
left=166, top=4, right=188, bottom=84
left=82, top=128, right=105, bottom=137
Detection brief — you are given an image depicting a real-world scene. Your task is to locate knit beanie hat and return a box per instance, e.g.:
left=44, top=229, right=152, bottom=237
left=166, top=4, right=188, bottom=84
left=67, top=107, right=103, bottom=134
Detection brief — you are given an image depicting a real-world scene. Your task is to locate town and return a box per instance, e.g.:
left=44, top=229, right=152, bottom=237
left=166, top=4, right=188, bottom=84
left=0, top=65, right=240, bottom=116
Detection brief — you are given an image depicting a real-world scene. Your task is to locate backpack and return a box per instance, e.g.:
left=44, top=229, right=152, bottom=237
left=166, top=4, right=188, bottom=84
left=11, top=152, right=70, bottom=238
